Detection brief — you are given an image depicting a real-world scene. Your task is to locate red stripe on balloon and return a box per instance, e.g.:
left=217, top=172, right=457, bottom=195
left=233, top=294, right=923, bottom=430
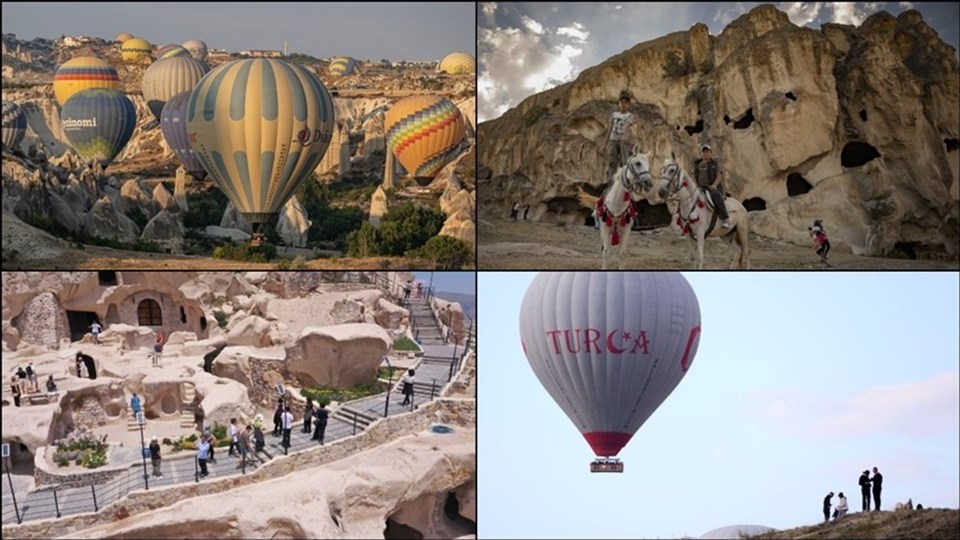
left=680, top=325, right=700, bottom=372
left=583, top=432, right=633, bottom=457
left=393, top=112, right=459, bottom=154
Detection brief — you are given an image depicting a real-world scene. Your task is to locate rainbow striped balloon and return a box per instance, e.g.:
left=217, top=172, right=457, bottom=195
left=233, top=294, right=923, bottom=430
left=384, top=95, right=465, bottom=184
left=186, top=59, right=335, bottom=229
left=53, top=57, right=120, bottom=107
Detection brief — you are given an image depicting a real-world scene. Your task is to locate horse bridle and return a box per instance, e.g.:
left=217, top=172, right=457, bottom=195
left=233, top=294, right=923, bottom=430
left=620, top=156, right=653, bottom=194
left=660, top=161, right=682, bottom=198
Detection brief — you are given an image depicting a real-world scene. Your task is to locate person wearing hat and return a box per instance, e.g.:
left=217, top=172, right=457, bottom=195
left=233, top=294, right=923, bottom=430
left=601, top=91, right=638, bottom=181
left=858, top=469, right=872, bottom=511
left=693, top=144, right=732, bottom=229
left=149, top=435, right=163, bottom=478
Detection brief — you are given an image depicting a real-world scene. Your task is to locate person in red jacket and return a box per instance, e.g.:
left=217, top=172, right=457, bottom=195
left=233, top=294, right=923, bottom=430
left=810, top=219, right=831, bottom=264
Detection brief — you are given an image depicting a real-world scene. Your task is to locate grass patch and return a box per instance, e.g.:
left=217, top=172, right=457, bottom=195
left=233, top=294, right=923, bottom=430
left=300, top=381, right=387, bottom=405
left=393, top=336, right=420, bottom=351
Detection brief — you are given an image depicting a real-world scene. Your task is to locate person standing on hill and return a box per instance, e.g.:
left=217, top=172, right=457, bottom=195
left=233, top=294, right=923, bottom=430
left=601, top=91, right=637, bottom=181
left=281, top=406, right=294, bottom=449
left=89, top=320, right=102, bottom=344
left=859, top=469, right=872, bottom=511
left=823, top=491, right=834, bottom=522
left=303, top=398, right=314, bottom=434
left=149, top=435, right=163, bottom=478
left=312, top=402, right=329, bottom=444
left=871, top=467, right=883, bottom=511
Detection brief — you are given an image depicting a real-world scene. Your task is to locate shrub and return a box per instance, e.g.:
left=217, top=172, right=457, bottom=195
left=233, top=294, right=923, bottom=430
left=213, top=242, right=277, bottom=262
left=186, top=433, right=198, bottom=443
left=393, top=336, right=420, bottom=351
left=300, top=381, right=386, bottom=405
left=662, top=50, right=690, bottom=78
left=346, top=221, right=381, bottom=257
left=274, top=256, right=308, bottom=270
left=126, top=208, right=150, bottom=231
left=212, top=309, right=228, bottom=328
left=407, top=235, right=473, bottom=269
left=55, top=455, right=69, bottom=467
left=162, top=437, right=172, bottom=446
left=184, top=188, right=229, bottom=229
left=211, top=422, right=227, bottom=442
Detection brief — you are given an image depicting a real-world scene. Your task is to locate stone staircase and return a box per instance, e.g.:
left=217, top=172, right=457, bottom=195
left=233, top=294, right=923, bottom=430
left=331, top=405, right=378, bottom=431
left=409, top=298, right=444, bottom=344
left=179, top=382, right=197, bottom=429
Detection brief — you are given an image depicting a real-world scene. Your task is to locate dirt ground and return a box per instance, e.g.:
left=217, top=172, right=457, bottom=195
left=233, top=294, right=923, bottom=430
left=478, top=215, right=959, bottom=270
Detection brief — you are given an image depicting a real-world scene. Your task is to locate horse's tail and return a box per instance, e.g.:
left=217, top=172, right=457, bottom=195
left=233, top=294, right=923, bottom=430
left=578, top=187, right=599, bottom=210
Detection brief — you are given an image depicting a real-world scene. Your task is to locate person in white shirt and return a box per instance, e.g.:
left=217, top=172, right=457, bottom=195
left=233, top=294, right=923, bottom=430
left=280, top=406, right=294, bottom=449
left=601, top=92, right=637, bottom=181
left=834, top=492, right=849, bottom=519
left=401, top=369, right=416, bottom=407
left=89, top=321, right=102, bottom=344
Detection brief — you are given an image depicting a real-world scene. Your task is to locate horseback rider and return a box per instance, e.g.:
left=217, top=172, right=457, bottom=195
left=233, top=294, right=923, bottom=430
left=693, top=144, right=732, bottom=229
left=601, top=91, right=637, bottom=181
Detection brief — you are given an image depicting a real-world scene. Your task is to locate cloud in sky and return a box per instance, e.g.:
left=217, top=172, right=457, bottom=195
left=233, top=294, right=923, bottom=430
left=556, top=22, right=589, bottom=43
left=755, top=371, right=960, bottom=439
left=521, top=15, right=544, bottom=35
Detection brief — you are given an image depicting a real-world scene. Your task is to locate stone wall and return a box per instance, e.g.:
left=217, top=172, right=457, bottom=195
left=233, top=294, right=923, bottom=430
left=34, top=446, right=129, bottom=489
left=113, top=290, right=206, bottom=338
left=11, top=292, right=70, bottom=350
left=1, top=398, right=475, bottom=539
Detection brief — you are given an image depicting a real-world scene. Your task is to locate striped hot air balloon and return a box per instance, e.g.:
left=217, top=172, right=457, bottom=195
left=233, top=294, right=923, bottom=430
left=182, top=39, right=208, bottom=62
left=121, top=38, right=153, bottom=63
left=61, top=89, right=137, bottom=168
left=2, top=100, right=27, bottom=152
left=115, top=32, right=134, bottom=43
left=160, top=91, right=206, bottom=180
left=53, top=57, right=121, bottom=107
left=142, top=56, right=209, bottom=123
left=186, top=59, right=335, bottom=237
left=328, top=57, right=357, bottom=76
left=156, top=45, right=191, bottom=60
left=384, top=95, right=466, bottom=186
left=439, top=52, right=475, bottom=74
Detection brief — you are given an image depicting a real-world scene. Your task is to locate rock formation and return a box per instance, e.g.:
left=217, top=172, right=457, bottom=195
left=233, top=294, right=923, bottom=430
left=369, top=185, right=388, bottom=225
left=141, top=209, right=185, bottom=254
left=479, top=6, right=959, bottom=257
left=276, top=194, right=311, bottom=247
left=284, top=323, right=391, bottom=388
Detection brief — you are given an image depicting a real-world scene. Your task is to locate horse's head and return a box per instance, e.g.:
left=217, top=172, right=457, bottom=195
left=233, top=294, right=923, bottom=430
left=658, top=153, right=682, bottom=200
left=621, top=152, right=653, bottom=194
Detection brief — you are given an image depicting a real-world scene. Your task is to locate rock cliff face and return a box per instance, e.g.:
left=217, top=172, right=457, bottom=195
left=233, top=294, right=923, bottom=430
left=479, top=6, right=959, bottom=257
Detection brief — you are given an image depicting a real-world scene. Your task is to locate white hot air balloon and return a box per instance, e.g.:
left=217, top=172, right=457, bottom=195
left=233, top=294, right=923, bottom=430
left=519, top=272, right=701, bottom=473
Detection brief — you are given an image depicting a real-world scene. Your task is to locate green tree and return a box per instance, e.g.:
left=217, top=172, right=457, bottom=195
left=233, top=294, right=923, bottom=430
left=407, top=235, right=473, bottom=269
left=346, top=221, right=381, bottom=257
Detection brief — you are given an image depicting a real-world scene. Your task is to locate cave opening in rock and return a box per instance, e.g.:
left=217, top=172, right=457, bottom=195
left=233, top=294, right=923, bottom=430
left=383, top=518, right=424, bottom=540
left=892, top=242, right=918, bottom=260
left=632, top=201, right=671, bottom=229
left=199, top=316, right=207, bottom=331
left=859, top=109, right=868, bottom=121
left=544, top=196, right=582, bottom=216
left=444, top=492, right=477, bottom=534
left=66, top=310, right=100, bottom=342
left=733, top=108, right=755, bottom=129
left=684, top=119, right=704, bottom=136
left=785, top=92, right=797, bottom=101
left=179, top=306, right=187, bottom=324
left=743, top=197, right=767, bottom=211
left=841, top=142, right=881, bottom=167
left=98, top=271, right=117, bottom=286
left=203, top=344, right=227, bottom=374
left=786, top=173, right=813, bottom=197
left=1, top=441, right=35, bottom=477
left=723, top=115, right=730, bottom=125
left=945, top=138, right=960, bottom=152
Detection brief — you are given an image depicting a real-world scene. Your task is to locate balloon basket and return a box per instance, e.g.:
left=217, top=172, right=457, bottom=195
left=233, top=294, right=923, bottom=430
left=250, top=234, right=265, bottom=247
left=590, top=458, right=623, bottom=473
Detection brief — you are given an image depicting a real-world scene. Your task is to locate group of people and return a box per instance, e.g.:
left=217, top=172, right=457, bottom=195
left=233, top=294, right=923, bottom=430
left=510, top=203, right=531, bottom=221
left=823, top=467, right=884, bottom=522
left=272, top=396, right=330, bottom=448
left=9, top=363, right=57, bottom=407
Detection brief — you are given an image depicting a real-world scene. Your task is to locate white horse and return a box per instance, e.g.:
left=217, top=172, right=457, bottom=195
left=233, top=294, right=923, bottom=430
left=578, top=152, right=653, bottom=269
left=657, top=155, right=750, bottom=269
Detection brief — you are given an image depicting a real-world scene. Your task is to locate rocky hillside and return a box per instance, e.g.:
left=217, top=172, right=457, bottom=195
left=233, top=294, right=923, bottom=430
left=479, top=6, right=959, bottom=258
left=755, top=508, right=959, bottom=539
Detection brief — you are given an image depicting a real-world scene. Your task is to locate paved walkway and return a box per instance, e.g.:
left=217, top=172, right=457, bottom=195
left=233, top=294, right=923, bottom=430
left=2, top=294, right=464, bottom=526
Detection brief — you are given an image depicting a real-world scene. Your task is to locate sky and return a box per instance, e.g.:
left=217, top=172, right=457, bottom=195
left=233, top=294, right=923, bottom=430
left=0, top=2, right=475, bottom=61
left=478, top=2, right=960, bottom=122
left=479, top=272, right=960, bottom=539
left=414, top=271, right=475, bottom=297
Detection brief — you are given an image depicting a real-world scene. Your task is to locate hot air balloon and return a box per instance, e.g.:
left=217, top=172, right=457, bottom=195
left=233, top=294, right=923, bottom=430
left=53, top=57, right=121, bottom=107
left=182, top=39, right=208, bottom=62
left=61, top=89, right=137, bottom=168
left=519, top=272, right=701, bottom=473
left=121, top=38, right=152, bottom=63
left=384, top=95, right=466, bottom=187
left=142, top=56, right=209, bottom=123
left=186, top=58, right=335, bottom=244
left=160, top=91, right=206, bottom=180
left=156, top=45, right=191, bottom=60
left=2, top=100, right=27, bottom=152
left=328, top=56, right=357, bottom=76
left=439, top=52, right=475, bottom=74
left=115, top=32, right=134, bottom=43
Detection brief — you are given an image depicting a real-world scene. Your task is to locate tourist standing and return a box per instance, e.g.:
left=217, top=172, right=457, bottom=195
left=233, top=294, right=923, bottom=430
left=312, top=402, right=329, bottom=444
left=281, top=406, right=294, bottom=449
left=823, top=491, right=834, bottom=522
left=46, top=375, right=57, bottom=393
left=859, top=469, right=872, bottom=511
left=197, top=436, right=210, bottom=478
left=152, top=332, right=164, bottom=367
left=403, top=280, right=412, bottom=303
left=204, top=428, right=217, bottom=463
left=89, top=321, right=102, bottom=344
left=237, top=426, right=251, bottom=469
left=272, top=398, right=284, bottom=437
left=871, top=467, right=883, bottom=511
left=26, top=362, right=38, bottom=392
left=303, top=399, right=314, bottom=434
left=16, top=366, right=28, bottom=396
left=10, top=376, right=21, bottom=407
left=228, top=418, right=240, bottom=457
left=401, top=369, right=415, bottom=406
left=149, top=435, right=163, bottom=478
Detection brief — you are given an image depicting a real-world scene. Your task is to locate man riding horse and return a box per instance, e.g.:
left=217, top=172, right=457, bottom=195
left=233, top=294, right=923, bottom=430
left=693, top=144, right=732, bottom=229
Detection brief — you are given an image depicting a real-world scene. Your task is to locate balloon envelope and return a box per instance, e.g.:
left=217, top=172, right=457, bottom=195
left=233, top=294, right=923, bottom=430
left=61, top=89, right=137, bottom=168
left=186, top=59, right=335, bottom=229
left=115, top=32, right=134, bottom=43
left=157, top=45, right=191, bottom=60
left=182, top=39, right=208, bottom=61
left=160, top=91, right=206, bottom=180
left=328, top=57, right=357, bottom=76
left=53, top=57, right=120, bottom=107
left=384, top=95, right=465, bottom=186
left=439, top=52, right=475, bottom=74
left=121, top=38, right=152, bottom=63
left=142, top=56, right=209, bottom=122
left=2, top=100, right=27, bottom=151
left=519, top=272, right=701, bottom=458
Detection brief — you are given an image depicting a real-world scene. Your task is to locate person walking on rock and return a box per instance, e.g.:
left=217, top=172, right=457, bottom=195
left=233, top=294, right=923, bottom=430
left=89, top=320, right=102, bottom=344
left=303, top=399, right=314, bottom=434
left=130, top=392, right=141, bottom=419
left=312, top=402, right=329, bottom=444
left=404, top=280, right=412, bottom=303
left=237, top=426, right=252, bottom=469
left=871, top=467, right=883, bottom=511
left=197, top=435, right=211, bottom=478
left=149, top=435, right=163, bottom=478
left=859, top=469, right=872, bottom=511
left=401, top=369, right=415, bottom=406
left=823, top=491, right=834, bottom=522
left=228, top=418, right=240, bottom=457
